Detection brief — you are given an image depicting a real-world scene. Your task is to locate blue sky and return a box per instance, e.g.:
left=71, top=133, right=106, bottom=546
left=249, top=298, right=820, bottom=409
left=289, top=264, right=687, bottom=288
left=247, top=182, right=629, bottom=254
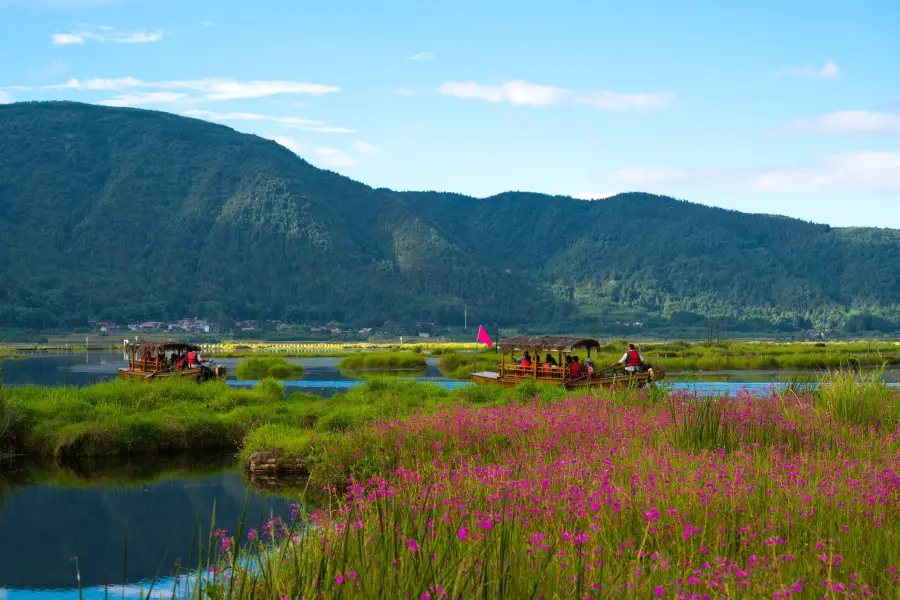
left=1, top=0, right=898, bottom=227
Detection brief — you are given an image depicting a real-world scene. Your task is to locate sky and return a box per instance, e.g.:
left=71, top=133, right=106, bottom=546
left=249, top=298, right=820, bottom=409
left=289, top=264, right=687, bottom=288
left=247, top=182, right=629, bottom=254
left=0, top=0, right=898, bottom=227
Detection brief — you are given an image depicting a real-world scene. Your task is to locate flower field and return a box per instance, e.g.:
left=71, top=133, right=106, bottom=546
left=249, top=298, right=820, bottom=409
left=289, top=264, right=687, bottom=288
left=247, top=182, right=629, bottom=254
left=186, top=376, right=900, bottom=599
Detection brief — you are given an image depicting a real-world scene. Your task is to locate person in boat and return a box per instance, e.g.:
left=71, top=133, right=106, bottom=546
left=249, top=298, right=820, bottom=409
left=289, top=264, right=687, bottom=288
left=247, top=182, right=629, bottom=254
left=519, top=351, right=532, bottom=369
left=544, top=354, right=557, bottom=367
left=613, top=343, right=645, bottom=372
left=570, top=355, right=582, bottom=378
left=177, top=349, right=209, bottom=370
left=585, top=358, right=595, bottom=378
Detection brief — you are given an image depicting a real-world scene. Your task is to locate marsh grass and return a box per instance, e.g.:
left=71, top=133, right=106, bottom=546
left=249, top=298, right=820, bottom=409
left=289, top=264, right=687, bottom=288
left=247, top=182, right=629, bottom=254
left=4, top=378, right=294, bottom=458
left=338, top=352, right=427, bottom=371
left=234, top=356, right=305, bottom=380
left=437, top=352, right=501, bottom=379
left=814, top=365, right=899, bottom=426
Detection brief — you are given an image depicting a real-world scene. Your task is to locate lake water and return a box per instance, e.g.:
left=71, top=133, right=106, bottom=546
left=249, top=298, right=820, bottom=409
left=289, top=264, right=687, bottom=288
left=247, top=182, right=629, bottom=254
left=0, top=352, right=892, bottom=594
left=1, top=351, right=871, bottom=394
left=0, top=458, right=299, bottom=598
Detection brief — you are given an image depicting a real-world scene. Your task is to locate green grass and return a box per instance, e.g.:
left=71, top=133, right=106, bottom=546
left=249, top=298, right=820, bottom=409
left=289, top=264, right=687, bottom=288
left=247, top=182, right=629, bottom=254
left=234, top=356, right=305, bottom=380
left=436, top=351, right=501, bottom=379
left=813, top=365, right=899, bottom=426
left=4, top=378, right=295, bottom=458
left=338, top=351, right=427, bottom=371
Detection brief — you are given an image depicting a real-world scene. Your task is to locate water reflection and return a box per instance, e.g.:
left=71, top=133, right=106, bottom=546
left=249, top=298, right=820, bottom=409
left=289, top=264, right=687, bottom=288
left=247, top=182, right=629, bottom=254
left=0, top=457, right=301, bottom=593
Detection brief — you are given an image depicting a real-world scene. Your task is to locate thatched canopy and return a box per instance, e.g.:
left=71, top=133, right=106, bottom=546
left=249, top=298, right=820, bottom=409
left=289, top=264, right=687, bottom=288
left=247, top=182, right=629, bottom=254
left=127, top=340, right=200, bottom=356
left=498, top=336, right=601, bottom=353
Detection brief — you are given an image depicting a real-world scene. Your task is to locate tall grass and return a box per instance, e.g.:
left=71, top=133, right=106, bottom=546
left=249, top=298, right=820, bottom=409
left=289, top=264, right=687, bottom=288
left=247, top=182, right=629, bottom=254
left=814, top=365, right=899, bottom=426
left=234, top=356, right=304, bottom=380
left=338, top=352, right=427, bottom=371
left=437, top=351, right=501, bottom=379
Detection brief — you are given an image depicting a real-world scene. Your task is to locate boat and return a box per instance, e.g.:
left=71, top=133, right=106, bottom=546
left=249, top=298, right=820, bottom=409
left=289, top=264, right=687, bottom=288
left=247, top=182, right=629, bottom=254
left=471, top=335, right=663, bottom=390
left=117, top=340, right=227, bottom=382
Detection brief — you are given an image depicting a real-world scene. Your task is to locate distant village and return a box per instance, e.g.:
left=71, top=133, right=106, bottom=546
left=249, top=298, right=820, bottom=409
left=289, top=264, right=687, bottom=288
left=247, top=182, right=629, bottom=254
left=88, top=318, right=437, bottom=338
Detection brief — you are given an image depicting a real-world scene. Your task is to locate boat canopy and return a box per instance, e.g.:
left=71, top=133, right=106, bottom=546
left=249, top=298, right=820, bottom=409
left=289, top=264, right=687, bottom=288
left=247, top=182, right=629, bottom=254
left=497, top=336, right=601, bottom=353
left=126, top=340, right=201, bottom=356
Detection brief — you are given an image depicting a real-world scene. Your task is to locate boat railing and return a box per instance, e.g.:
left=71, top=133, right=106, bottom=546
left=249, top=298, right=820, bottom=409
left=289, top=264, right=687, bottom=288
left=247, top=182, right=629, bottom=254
left=500, top=364, right=568, bottom=381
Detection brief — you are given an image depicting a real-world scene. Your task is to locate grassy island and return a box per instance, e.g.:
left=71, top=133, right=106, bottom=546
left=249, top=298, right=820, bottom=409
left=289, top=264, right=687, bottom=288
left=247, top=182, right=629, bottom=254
left=338, top=351, right=427, bottom=371
left=235, top=356, right=305, bottom=380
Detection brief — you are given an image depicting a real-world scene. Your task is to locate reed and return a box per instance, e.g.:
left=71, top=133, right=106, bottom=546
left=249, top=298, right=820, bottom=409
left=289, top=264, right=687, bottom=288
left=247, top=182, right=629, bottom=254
left=813, top=365, right=899, bottom=426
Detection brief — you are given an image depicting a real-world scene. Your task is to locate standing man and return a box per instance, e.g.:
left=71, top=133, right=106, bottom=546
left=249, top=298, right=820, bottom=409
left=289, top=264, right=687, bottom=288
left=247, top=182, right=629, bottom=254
left=612, top=343, right=644, bottom=372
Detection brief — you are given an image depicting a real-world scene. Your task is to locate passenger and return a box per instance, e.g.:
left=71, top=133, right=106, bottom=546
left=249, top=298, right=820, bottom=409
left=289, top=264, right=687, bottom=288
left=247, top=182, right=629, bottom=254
left=613, top=343, right=645, bottom=372
left=186, top=350, right=209, bottom=369
left=570, top=356, right=582, bottom=378
left=545, top=354, right=557, bottom=367
left=585, top=358, right=595, bottom=378
left=520, top=351, right=531, bottom=369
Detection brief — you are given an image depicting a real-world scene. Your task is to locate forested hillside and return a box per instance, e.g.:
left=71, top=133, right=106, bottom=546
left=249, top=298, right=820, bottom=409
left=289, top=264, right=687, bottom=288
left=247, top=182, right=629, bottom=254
left=1, top=101, right=898, bottom=333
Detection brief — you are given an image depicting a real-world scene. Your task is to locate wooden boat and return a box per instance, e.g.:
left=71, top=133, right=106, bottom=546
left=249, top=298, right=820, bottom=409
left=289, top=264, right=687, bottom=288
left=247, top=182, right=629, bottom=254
left=471, top=335, right=664, bottom=390
left=117, top=340, right=227, bottom=382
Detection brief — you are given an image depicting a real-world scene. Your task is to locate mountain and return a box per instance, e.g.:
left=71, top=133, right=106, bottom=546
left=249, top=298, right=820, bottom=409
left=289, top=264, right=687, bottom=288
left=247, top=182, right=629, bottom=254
left=1, top=101, right=899, bottom=334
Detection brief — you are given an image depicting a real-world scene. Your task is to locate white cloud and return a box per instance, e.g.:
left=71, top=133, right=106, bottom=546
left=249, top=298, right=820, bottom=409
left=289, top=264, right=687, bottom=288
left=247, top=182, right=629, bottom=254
left=438, top=79, right=675, bottom=110
left=606, top=151, right=900, bottom=193
left=183, top=109, right=354, bottom=133
left=0, top=90, right=13, bottom=104
left=268, top=136, right=308, bottom=155
left=202, top=21, right=216, bottom=27
left=46, top=77, right=341, bottom=102
left=51, top=32, right=88, bottom=44
left=50, top=76, right=143, bottom=90
left=50, top=28, right=163, bottom=45
left=111, top=30, right=163, bottom=43
left=313, top=147, right=356, bottom=167
left=775, top=59, right=840, bottom=79
left=575, top=91, right=677, bottom=110
left=393, top=88, right=415, bottom=96
left=407, top=52, right=434, bottom=61
left=438, top=80, right=570, bottom=107
left=353, top=140, right=381, bottom=156
left=750, top=151, right=900, bottom=192
left=572, top=192, right=616, bottom=200
left=99, top=92, right=188, bottom=106
left=785, top=110, right=900, bottom=135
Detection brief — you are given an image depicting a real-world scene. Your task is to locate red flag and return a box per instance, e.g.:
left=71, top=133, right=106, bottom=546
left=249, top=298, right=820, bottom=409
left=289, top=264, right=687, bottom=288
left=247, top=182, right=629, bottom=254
left=477, top=325, right=493, bottom=348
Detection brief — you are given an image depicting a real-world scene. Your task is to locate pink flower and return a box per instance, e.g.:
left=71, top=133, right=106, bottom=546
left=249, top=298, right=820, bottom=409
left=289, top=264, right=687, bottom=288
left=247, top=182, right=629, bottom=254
left=654, top=586, right=664, bottom=597
left=336, top=574, right=345, bottom=584
left=644, top=508, right=660, bottom=522
left=458, top=528, right=468, bottom=540
left=348, top=572, right=357, bottom=580
left=407, top=539, right=420, bottom=552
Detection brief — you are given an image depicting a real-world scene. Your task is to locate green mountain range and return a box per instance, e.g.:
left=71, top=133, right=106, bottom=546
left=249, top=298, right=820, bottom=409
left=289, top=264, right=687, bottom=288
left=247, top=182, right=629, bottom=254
left=1, top=101, right=899, bottom=334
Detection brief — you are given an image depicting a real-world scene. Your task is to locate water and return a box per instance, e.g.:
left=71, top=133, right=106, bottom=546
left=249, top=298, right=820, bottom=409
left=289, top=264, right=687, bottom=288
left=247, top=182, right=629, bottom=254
left=0, top=459, right=299, bottom=598
left=3, top=351, right=895, bottom=395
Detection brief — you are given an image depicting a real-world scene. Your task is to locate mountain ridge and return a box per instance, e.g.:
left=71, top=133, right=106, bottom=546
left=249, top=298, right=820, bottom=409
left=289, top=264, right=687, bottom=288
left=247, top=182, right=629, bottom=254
left=1, top=101, right=899, bottom=334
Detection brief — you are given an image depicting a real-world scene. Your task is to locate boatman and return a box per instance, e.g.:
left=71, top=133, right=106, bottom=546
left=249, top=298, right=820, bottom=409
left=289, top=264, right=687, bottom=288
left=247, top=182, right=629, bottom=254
left=612, top=343, right=645, bottom=372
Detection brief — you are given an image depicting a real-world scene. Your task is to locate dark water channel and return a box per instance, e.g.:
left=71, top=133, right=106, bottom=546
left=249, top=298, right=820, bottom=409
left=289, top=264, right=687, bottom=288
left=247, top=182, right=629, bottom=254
left=0, top=457, right=300, bottom=598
